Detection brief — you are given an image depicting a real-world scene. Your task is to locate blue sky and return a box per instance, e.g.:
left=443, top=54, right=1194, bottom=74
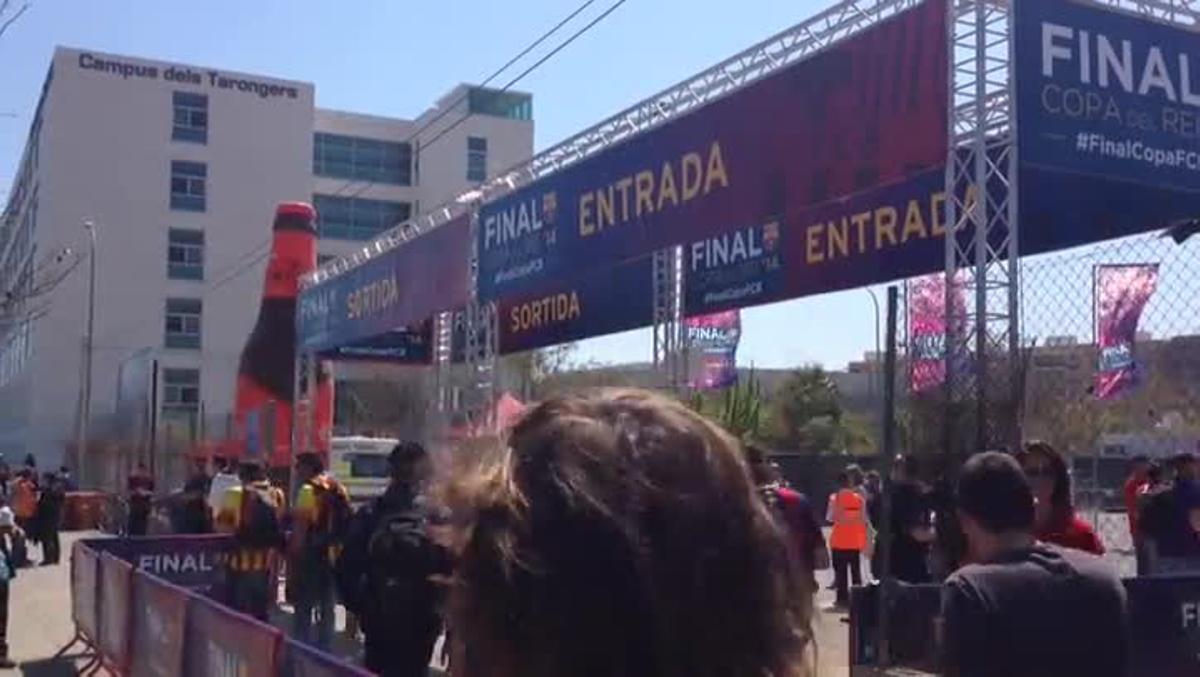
left=0, top=0, right=892, bottom=371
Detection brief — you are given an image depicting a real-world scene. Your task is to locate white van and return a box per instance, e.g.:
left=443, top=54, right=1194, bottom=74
left=329, top=436, right=397, bottom=504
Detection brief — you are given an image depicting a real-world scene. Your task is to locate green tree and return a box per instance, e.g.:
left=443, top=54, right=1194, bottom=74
left=770, top=366, right=845, bottom=454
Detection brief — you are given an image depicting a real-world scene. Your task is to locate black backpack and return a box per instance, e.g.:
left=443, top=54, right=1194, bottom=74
left=237, top=488, right=283, bottom=549
left=366, top=508, right=441, bottom=621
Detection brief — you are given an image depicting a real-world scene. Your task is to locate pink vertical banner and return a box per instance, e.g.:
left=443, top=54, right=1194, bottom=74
left=686, top=310, right=741, bottom=390
left=907, top=274, right=964, bottom=393
left=1094, top=264, right=1159, bottom=400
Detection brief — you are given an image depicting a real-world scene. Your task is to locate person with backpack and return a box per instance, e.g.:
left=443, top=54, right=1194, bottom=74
left=337, top=441, right=449, bottom=676
left=289, top=452, right=351, bottom=649
left=745, top=445, right=827, bottom=596
left=216, top=459, right=285, bottom=621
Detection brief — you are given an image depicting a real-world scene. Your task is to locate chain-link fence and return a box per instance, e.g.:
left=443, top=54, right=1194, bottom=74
left=1019, top=231, right=1200, bottom=576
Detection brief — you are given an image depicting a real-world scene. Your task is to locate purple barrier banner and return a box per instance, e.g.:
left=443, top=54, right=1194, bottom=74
left=299, top=214, right=470, bottom=353
left=184, top=593, right=281, bottom=677
left=129, top=573, right=190, bottom=677
left=83, top=535, right=234, bottom=598
left=478, top=0, right=947, bottom=301
left=282, top=638, right=375, bottom=677
left=1094, top=264, right=1159, bottom=400
left=98, top=553, right=134, bottom=671
left=71, top=542, right=100, bottom=642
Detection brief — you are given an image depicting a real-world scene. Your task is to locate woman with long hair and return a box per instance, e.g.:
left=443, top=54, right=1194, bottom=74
left=439, top=389, right=814, bottom=677
left=1015, top=440, right=1104, bottom=555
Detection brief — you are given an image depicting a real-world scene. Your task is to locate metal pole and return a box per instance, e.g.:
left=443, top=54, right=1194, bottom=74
left=77, top=220, right=97, bottom=480
left=877, top=285, right=900, bottom=667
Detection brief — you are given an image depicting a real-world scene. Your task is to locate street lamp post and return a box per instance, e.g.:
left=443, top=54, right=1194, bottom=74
left=76, top=220, right=97, bottom=479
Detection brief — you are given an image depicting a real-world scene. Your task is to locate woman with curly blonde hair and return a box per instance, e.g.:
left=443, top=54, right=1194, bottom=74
left=439, top=389, right=813, bottom=677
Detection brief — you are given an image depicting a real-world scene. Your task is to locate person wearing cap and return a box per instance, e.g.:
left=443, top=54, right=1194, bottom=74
left=215, top=459, right=285, bottom=621
left=336, top=442, right=448, bottom=676
left=289, top=452, right=351, bottom=649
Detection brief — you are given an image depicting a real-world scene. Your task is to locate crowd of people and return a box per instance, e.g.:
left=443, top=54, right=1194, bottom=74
left=5, top=389, right=1196, bottom=675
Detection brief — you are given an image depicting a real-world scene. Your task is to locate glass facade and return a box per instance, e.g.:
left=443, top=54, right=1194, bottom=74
left=170, top=161, right=206, bottom=212
left=164, top=297, right=202, bottom=349
left=313, top=133, right=412, bottom=185
left=312, top=194, right=411, bottom=241
left=167, top=228, right=204, bottom=280
left=172, top=91, right=208, bottom=144
left=468, top=87, right=533, bottom=121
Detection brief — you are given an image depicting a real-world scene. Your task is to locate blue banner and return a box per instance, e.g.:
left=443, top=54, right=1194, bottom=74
left=497, top=256, right=654, bottom=354
left=1017, top=0, right=1200, bottom=191
left=476, top=0, right=948, bottom=302
left=321, top=324, right=432, bottom=364
left=1016, top=0, right=1200, bottom=251
left=684, top=219, right=785, bottom=315
left=298, top=215, right=469, bottom=353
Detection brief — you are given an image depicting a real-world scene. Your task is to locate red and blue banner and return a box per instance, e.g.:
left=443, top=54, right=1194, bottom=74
left=298, top=215, right=469, bottom=354
left=686, top=310, right=741, bottom=390
left=478, top=0, right=947, bottom=302
left=83, top=535, right=234, bottom=598
left=129, top=573, right=190, bottom=677
left=98, top=553, right=134, bottom=672
left=1094, top=264, right=1159, bottom=400
left=184, top=593, right=282, bottom=677
left=1016, top=0, right=1200, bottom=254
left=907, top=273, right=965, bottom=393
left=497, top=256, right=654, bottom=354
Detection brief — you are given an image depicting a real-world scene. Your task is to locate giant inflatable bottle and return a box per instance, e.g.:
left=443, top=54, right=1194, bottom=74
left=234, top=202, right=334, bottom=468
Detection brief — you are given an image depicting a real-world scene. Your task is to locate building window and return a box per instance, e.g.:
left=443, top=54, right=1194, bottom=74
left=312, top=194, right=411, bottom=241
left=162, top=368, right=200, bottom=411
left=170, top=161, right=206, bottom=212
left=172, top=91, right=208, bottom=144
left=468, top=87, right=532, bottom=121
left=313, top=133, right=412, bottom=185
left=164, top=298, right=202, bottom=349
left=167, top=229, right=204, bottom=280
left=467, top=136, right=488, bottom=182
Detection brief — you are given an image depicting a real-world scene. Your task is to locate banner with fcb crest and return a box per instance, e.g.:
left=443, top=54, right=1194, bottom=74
left=685, top=219, right=785, bottom=316
left=686, top=310, right=741, bottom=390
left=1094, top=264, right=1159, bottom=400
left=907, top=273, right=965, bottom=393
left=476, top=0, right=947, bottom=302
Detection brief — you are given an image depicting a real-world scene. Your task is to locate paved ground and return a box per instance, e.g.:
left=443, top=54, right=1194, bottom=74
left=4, top=532, right=92, bottom=676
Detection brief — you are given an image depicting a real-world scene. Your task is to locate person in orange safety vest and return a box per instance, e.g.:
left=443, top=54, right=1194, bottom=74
left=829, top=466, right=869, bottom=610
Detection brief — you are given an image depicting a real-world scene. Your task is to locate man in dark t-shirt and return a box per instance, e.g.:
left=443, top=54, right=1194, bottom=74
left=873, top=455, right=934, bottom=583
left=941, top=452, right=1128, bottom=677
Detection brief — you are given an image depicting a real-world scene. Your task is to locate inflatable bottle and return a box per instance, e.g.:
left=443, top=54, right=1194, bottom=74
left=234, top=202, right=334, bottom=468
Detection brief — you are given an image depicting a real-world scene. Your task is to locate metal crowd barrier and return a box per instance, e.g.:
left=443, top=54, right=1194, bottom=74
left=59, top=538, right=374, bottom=676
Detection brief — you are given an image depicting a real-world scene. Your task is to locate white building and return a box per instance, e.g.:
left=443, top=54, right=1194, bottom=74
left=0, top=47, right=534, bottom=469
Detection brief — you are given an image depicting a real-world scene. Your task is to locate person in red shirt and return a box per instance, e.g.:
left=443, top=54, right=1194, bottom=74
left=1016, top=441, right=1104, bottom=555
